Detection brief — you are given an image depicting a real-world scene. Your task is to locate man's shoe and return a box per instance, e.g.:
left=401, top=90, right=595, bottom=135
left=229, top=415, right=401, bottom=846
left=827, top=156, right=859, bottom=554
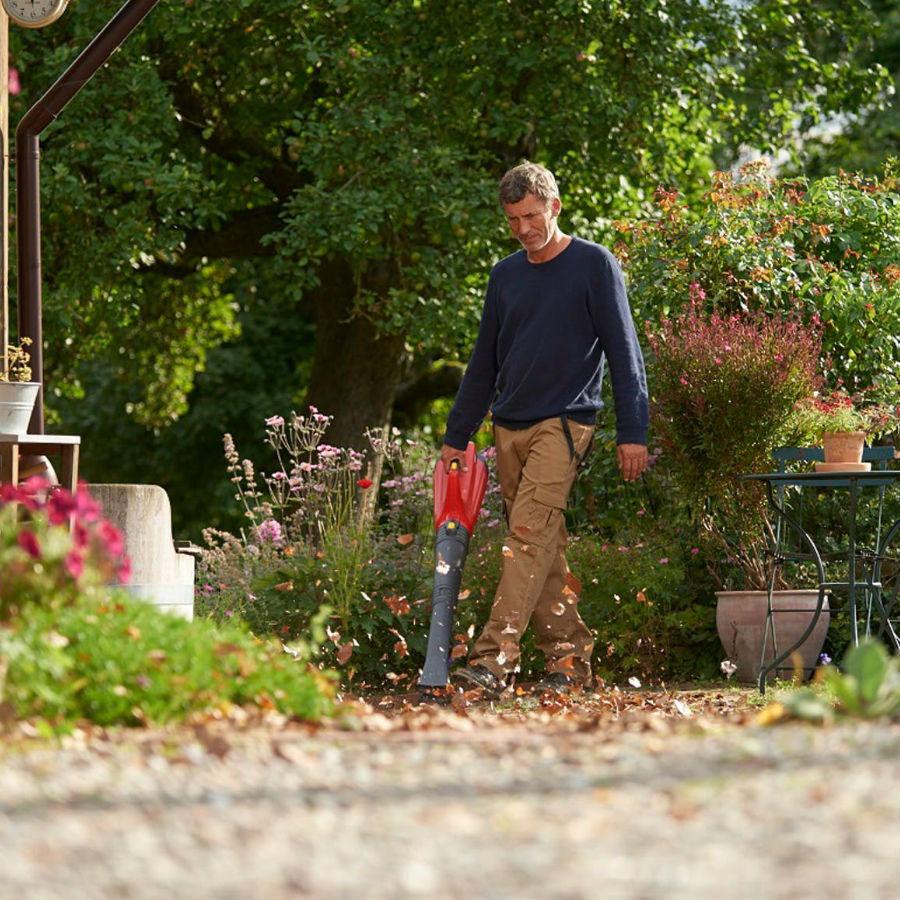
left=534, top=672, right=579, bottom=695
left=451, top=663, right=505, bottom=698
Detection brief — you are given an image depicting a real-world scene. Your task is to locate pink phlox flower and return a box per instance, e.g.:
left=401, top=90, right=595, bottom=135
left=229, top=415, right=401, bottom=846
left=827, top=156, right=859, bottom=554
left=72, top=521, right=90, bottom=551
left=97, top=518, right=126, bottom=558
left=47, top=489, right=79, bottom=526
left=64, top=550, right=84, bottom=580
left=256, top=518, right=283, bottom=546
left=1, top=482, right=37, bottom=510
left=75, top=483, right=102, bottom=523
left=118, top=557, right=132, bottom=584
left=17, top=529, right=41, bottom=558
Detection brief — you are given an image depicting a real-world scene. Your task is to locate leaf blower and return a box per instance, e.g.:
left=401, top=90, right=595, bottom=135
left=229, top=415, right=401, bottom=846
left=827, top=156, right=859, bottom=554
left=418, top=441, right=488, bottom=696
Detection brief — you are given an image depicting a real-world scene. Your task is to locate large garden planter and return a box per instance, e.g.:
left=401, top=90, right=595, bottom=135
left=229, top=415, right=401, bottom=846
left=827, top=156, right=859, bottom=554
left=0, top=381, right=40, bottom=434
left=715, top=589, right=830, bottom=683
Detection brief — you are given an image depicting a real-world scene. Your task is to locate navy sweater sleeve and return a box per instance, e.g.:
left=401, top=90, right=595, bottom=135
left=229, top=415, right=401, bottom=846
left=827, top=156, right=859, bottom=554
left=444, top=238, right=648, bottom=449
left=443, top=275, right=501, bottom=449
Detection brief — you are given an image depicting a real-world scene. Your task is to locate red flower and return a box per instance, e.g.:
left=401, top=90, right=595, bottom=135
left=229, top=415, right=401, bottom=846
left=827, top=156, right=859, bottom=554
left=356, top=478, right=373, bottom=489
left=17, top=529, right=41, bottom=558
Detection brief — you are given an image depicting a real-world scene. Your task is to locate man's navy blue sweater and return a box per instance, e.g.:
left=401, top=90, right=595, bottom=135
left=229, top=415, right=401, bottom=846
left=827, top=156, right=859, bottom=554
left=444, top=237, right=649, bottom=449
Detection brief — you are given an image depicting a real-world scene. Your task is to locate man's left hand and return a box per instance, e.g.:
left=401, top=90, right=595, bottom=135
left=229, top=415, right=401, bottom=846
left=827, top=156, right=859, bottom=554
left=617, top=443, right=648, bottom=482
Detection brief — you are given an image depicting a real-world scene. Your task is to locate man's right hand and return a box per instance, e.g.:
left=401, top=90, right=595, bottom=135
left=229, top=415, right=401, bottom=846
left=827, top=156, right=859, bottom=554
left=440, top=443, right=468, bottom=472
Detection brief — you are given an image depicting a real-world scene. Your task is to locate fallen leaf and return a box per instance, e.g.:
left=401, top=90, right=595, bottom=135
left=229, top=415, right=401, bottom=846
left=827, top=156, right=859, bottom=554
left=384, top=594, right=411, bottom=615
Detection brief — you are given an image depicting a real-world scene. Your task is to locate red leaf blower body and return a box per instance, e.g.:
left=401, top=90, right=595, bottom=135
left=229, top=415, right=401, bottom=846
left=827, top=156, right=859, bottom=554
left=418, top=441, right=488, bottom=691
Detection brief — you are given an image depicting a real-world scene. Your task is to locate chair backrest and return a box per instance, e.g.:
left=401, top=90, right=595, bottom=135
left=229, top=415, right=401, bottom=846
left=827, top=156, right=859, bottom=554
left=772, top=445, right=896, bottom=472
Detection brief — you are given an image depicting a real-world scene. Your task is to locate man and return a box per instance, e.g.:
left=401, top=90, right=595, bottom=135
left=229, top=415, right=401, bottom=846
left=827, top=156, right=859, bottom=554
left=441, top=161, right=649, bottom=697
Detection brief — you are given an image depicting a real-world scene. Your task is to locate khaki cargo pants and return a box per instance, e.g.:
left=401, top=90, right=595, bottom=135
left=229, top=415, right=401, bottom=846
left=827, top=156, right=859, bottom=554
left=470, top=417, right=594, bottom=683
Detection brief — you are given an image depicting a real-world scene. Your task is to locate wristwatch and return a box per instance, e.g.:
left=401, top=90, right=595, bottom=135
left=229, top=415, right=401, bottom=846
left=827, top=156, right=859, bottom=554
left=1, top=0, right=69, bottom=28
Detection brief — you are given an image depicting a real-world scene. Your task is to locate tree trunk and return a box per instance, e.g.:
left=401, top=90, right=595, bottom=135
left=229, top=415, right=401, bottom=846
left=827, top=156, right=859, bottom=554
left=304, top=283, right=409, bottom=453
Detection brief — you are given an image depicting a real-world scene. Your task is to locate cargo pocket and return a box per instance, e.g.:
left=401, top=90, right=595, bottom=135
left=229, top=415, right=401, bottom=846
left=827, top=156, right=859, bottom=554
left=508, top=482, right=567, bottom=549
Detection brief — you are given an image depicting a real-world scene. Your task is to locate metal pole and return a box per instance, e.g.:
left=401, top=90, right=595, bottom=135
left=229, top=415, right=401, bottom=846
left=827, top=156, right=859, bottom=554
left=1, top=8, right=8, bottom=363
left=16, top=0, right=161, bottom=433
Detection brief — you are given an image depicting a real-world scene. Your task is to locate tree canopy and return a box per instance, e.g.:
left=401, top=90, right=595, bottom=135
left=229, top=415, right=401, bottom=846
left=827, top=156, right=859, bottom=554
left=5, top=0, right=891, bottom=533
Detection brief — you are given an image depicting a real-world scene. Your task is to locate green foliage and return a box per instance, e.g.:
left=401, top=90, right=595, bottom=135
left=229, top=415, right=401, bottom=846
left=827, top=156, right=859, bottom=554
left=775, top=641, right=900, bottom=723
left=0, top=478, right=335, bottom=732
left=196, top=415, right=724, bottom=688
left=0, top=594, right=335, bottom=732
left=8, top=0, right=891, bottom=433
left=621, top=161, right=900, bottom=404
left=570, top=523, right=720, bottom=684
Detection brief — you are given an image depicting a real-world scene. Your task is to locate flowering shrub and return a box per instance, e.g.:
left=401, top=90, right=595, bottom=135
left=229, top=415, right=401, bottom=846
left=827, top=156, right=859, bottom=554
left=618, top=160, right=900, bottom=405
left=646, top=301, right=825, bottom=590
left=198, top=410, right=452, bottom=686
left=647, top=300, right=823, bottom=505
left=0, top=477, right=130, bottom=621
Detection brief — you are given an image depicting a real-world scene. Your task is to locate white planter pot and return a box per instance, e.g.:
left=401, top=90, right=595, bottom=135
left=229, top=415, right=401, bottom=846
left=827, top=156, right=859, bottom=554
left=0, top=382, right=40, bottom=433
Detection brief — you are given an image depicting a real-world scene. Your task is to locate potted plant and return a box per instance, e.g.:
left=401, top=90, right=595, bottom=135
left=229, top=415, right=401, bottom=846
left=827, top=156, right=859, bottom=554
left=646, top=301, right=831, bottom=681
left=0, top=337, right=40, bottom=434
left=792, top=389, right=897, bottom=467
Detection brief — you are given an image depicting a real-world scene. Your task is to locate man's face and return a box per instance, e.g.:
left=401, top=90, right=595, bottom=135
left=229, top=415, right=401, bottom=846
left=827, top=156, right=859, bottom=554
left=503, top=193, right=561, bottom=258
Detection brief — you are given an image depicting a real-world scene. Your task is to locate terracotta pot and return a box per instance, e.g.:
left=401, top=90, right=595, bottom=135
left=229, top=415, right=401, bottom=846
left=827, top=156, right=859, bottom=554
left=715, top=589, right=830, bottom=683
left=822, top=431, right=865, bottom=464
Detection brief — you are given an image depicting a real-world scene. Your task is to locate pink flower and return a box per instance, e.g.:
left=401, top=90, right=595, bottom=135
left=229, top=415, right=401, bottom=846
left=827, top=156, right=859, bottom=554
left=265, top=415, right=285, bottom=427
left=64, top=550, right=84, bottom=580
left=74, top=484, right=101, bottom=523
left=8, top=68, right=21, bottom=95
left=17, top=529, right=41, bottom=558
left=47, top=489, right=79, bottom=526
left=256, top=518, right=283, bottom=546
left=98, top=519, right=125, bottom=558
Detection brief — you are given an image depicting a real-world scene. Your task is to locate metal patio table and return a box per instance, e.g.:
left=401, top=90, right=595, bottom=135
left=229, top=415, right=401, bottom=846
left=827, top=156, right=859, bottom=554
left=742, top=469, right=900, bottom=691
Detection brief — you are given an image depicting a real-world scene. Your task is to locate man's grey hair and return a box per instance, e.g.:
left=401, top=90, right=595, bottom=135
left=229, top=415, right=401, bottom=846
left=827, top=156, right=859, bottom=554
left=498, top=161, right=560, bottom=206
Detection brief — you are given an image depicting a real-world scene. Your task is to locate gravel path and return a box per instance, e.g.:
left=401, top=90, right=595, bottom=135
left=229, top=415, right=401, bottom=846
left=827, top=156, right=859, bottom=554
left=0, top=692, right=897, bottom=900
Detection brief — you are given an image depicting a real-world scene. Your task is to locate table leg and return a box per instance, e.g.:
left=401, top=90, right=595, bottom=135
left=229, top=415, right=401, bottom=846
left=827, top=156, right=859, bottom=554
left=758, top=480, right=829, bottom=693
left=0, top=441, right=20, bottom=486
left=57, top=444, right=79, bottom=494
left=848, top=479, right=859, bottom=646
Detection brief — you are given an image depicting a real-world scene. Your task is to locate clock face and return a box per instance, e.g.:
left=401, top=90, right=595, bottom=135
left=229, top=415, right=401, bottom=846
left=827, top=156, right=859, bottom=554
left=2, top=0, right=69, bottom=28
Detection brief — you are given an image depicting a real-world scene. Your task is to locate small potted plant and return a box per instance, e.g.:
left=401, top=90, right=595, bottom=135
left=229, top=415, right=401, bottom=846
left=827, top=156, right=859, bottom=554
left=0, top=337, right=40, bottom=434
left=792, top=389, right=897, bottom=466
